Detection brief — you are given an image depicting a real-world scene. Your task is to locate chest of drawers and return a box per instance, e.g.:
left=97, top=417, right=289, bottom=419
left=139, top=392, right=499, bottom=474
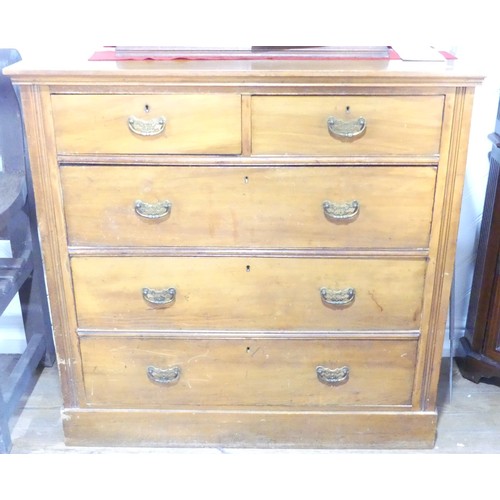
left=5, top=55, right=481, bottom=448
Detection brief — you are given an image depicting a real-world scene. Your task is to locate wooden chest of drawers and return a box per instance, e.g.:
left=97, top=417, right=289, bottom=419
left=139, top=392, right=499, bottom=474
left=5, top=55, right=481, bottom=448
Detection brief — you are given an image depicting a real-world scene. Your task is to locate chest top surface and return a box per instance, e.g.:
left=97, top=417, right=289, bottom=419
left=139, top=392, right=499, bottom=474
left=4, top=55, right=483, bottom=88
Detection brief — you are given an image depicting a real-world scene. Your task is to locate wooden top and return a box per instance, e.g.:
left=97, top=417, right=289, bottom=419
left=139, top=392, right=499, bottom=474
left=3, top=56, right=484, bottom=88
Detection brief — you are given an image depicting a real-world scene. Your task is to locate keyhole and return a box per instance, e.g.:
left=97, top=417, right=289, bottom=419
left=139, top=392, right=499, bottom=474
left=246, top=265, right=251, bottom=272
left=346, top=105, right=350, bottom=113
left=244, top=176, right=249, bottom=184
left=246, top=346, right=251, bottom=353
left=144, top=104, right=150, bottom=113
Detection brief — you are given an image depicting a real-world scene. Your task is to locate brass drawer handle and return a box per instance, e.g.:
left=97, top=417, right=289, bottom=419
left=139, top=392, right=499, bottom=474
left=316, top=365, right=350, bottom=386
left=147, top=365, right=181, bottom=385
left=320, top=287, right=355, bottom=307
left=135, top=200, right=172, bottom=220
left=128, top=115, right=166, bottom=136
left=142, top=287, right=176, bottom=307
left=323, top=200, right=360, bottom=220
left=327, top=116, right=366, bottom=139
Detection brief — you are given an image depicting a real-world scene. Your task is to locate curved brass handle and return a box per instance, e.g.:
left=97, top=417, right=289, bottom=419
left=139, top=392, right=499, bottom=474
left=320, top=287, right=355, bottom=307
left=323, top=200, right=359, bottom=221
left=135, top=200, right=172, bottom=220
left=142, top=287, right=176, bottom=307
left=327, top=116, right=366, bottom=139
left=147, top=365, right=181, bottom=385
left=128, top=115, right=166, bottom=136
left=316, top=365, right=349, bottom=386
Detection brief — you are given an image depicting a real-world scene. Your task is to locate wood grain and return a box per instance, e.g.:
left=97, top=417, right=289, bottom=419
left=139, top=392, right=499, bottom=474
left=71, top=256, right=427, bottom=331
left=61, top=165, right=436, bottom=249
left=18, top=86, right=85, bottom=407
left=252, top=95, right=444, bottom=156
left=80, top=336, right=417, bottom=408
left=8, top=55, right=481, bottom=449
left=51, top=94, right=242, bottom=154
left=62, top=408, right=437, bottom=449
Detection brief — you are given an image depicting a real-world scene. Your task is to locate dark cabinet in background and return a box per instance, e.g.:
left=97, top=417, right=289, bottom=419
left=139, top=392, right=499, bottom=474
left=457, top=97, right=500, bottom=384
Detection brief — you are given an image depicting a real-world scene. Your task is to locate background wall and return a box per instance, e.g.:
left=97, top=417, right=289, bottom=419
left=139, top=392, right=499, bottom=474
left=1, top=0, right=499, bottom=355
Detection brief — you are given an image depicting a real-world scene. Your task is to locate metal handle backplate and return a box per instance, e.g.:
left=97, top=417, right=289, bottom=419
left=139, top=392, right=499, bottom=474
left=142, top=287, right=176, bottom=307
left=135, top=200, right=172, bottom=220
left=323, top=200, right=360, bottom=221
left=316, top=365, right=350, bottom=386
left=147, top=365, right=181, bottom=385
left=327, top=116, right=366, bottom=139
left=320, top=287, right=356, bottom=307
left=128, top=115, right=166, bottom=136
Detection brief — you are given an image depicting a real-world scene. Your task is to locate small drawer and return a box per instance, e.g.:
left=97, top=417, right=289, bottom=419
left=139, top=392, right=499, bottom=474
left=251, top=95, right=444, bottom=156
left=61, top=165, right=436, bottom=249
left=51, top=94, right=242, bottom=154
left=80, top=336, right=417, bottom=408
left=71, top=256, right=426, bottom=331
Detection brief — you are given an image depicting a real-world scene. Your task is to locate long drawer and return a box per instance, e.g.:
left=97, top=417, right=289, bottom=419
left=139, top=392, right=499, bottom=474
left=80, top=336, right=417, bottom=408
left=71, top=256, right=426, bottom=331
left=61, top=165, right=436, bottom=249
left=51, top=94, right=242, bottom=154
left=252, top=95, right=444, bottom=156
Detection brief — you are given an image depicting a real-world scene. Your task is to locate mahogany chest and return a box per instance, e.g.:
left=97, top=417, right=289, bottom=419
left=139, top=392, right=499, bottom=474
left=5, top=54, right=481, bottom=448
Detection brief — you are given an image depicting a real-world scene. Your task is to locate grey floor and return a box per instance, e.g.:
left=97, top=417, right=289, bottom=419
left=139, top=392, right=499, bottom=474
left=3, top=356, right=500, bottom=454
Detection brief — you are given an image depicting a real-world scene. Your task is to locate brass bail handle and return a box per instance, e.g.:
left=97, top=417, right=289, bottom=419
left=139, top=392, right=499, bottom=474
left=323, top=200, right=360, bottom=221
left=316, top=365, right=350, bottom=386
left=142, top=287, right=176, bottom=307
left=320, top=287, right=356, bottom=307
left=128, top=115, right=166, bottom=136
left=327, top=116, right=366, bottom=139
left=135, top=200, right=172, bottom=220
left=147, top=365, right=181, bottom=385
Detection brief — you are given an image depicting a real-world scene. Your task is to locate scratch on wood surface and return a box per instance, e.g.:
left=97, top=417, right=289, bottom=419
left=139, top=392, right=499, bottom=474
left=186, top=350, right=210, bottom=364
left=111, top=347, right=177, bottom=357
left=251, top=346, right=261, bottom=357
left=109, top=346, right=129, bottom=352
left=368, top=290, right=383, bottom=312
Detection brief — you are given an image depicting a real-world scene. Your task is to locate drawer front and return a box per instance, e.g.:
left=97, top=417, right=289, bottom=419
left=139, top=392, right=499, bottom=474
left=51, top=94, right=242, bottom=154
left=71, top=257, right=426, bottom=331
left=80, top=336, right=417, bottom=408
left=62, top=166, right=436, bottom=249
left=252, top=95, right=444, bottom=156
